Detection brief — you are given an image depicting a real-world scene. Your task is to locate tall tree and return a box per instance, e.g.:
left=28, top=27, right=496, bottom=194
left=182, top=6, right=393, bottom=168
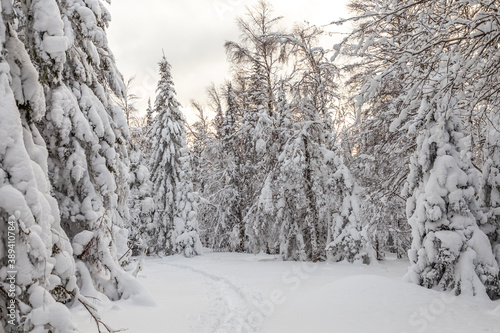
left=200, top=83, right=244, bottom=251
left=221, top=1, right=291, bottom=251
left=0, top=2, right=78, bottom=330
left=149, top=56, right=202, bottom=257
left=335, top=0, right=419, bottom=259
left=16, top=0, right=136, bottom=301
left=225, top=0, right=287, bottom=114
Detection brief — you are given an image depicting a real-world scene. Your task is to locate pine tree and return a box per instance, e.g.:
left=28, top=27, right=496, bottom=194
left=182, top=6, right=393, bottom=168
left=143, top=97, right=155, bottom=159
left=149, top=56, right=202, bottom=257
left=146, top=98, right=155, bottom=128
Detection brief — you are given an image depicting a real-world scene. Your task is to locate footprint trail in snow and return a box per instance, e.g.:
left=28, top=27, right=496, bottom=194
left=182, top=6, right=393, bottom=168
left=165, top=263, right=266, bottom=333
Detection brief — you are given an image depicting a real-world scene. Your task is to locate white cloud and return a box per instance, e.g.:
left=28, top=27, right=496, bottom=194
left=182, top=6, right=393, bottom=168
left=106, top=0, right=349, bottom=119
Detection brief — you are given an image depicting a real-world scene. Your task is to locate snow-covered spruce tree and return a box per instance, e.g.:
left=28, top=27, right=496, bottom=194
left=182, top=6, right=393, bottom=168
left=198, top=83, right=245, bottom=251
left=127, top=101, right=154, bottom=256
left=404, top=66, right=499, bottom=296
left=149, top=56, right=202, bottom=257
left=128, top=149, right=153, bottom=256
left=0, top=3, right=77, bottom=330
left=17, top=0, right=137, bottom=300
left=146, top=98, right=155, bottom=128
left=244, top=87, right=374, bottom=262
left=325, top=147, right=375, bottom=264
left=244, top=81, right=292, bottom=256
left=187, top=101, right=212, bottom=195
left=479, top=110, right=500, bottom=269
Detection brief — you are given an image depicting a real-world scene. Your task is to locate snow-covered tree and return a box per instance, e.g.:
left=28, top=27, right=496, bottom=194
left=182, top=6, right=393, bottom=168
left=404, top=66, right=498, bottom=296
left=244, top=86, right=374, bottom=262
left=222, top=2, right=290, bottom=244
left=116, top=76, right=139, bottom=128
left=16, top=0, right=137, bottom=301
left=146, top=98, right=155, bottom=128
left=338, top=0, right=500, bottom=283
left=190, top=3, right=375, bottom=263
left=200, top=83, right=244, bottom=251
left=186, top=101, right=212, bottom=195
left=288, top=24, right=340, bottom=142
left=128, top=149, right=153, bottom=255
left=326, top=149, right=375, bottom=264
left=479, top=110, right=500, bottom=275
left=149, top=56, right=202, bottom=257
left=333, top=0, right=420, bottom=259
left=244, top=82, right=292, bottom=256
left=0, top=3, right=77, bottom=330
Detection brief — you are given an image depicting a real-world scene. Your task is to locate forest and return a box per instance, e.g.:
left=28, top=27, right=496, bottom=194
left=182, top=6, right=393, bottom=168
left=1, top=0, right=499, bottom=332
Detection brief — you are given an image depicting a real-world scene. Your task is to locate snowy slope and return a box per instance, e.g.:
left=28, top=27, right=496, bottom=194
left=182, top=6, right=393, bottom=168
left=71, top=252, right=500, bottom=333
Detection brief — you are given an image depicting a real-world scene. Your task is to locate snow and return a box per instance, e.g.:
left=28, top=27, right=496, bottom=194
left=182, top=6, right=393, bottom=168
left=32, top=0, right=69, bottom=61
left=71, top=252, right=500, bottom=332
left=42, top=35, right=69, bottom=54
left=72, top=230, right=95, bottom=256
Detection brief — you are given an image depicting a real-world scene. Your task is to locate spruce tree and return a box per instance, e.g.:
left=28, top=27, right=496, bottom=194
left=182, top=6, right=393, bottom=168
left=17, top=0, right=136, bottom=300
left=128, top=149, right=153, bottom=255
left=480, top=112, right=500, bottom=268
left=326, top=147, right=375, bottom=264
left=0, top=3, right=77, bottom=330
left=202, top=83, right=244, bottom=251
left=404, top=67, right=499, bottom=296
left=149, top=56, right=202, bottom=257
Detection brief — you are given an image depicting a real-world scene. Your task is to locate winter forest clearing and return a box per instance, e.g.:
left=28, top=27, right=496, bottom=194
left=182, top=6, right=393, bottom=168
left=71, top=252, right=500, bottom=333
left=1, top=0, right=500, bottom=332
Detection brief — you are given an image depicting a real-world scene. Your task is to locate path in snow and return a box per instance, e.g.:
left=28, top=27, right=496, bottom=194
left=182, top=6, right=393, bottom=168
left=165, top=263, right=264, bottom=333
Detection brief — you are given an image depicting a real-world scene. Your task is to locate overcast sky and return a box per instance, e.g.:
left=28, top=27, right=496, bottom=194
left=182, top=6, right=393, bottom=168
left=105, top=0, right=350, bottom=117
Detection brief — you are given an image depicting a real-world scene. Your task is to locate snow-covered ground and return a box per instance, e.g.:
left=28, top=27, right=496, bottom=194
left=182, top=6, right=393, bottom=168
left=72, top=251, right=500, bottom=333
